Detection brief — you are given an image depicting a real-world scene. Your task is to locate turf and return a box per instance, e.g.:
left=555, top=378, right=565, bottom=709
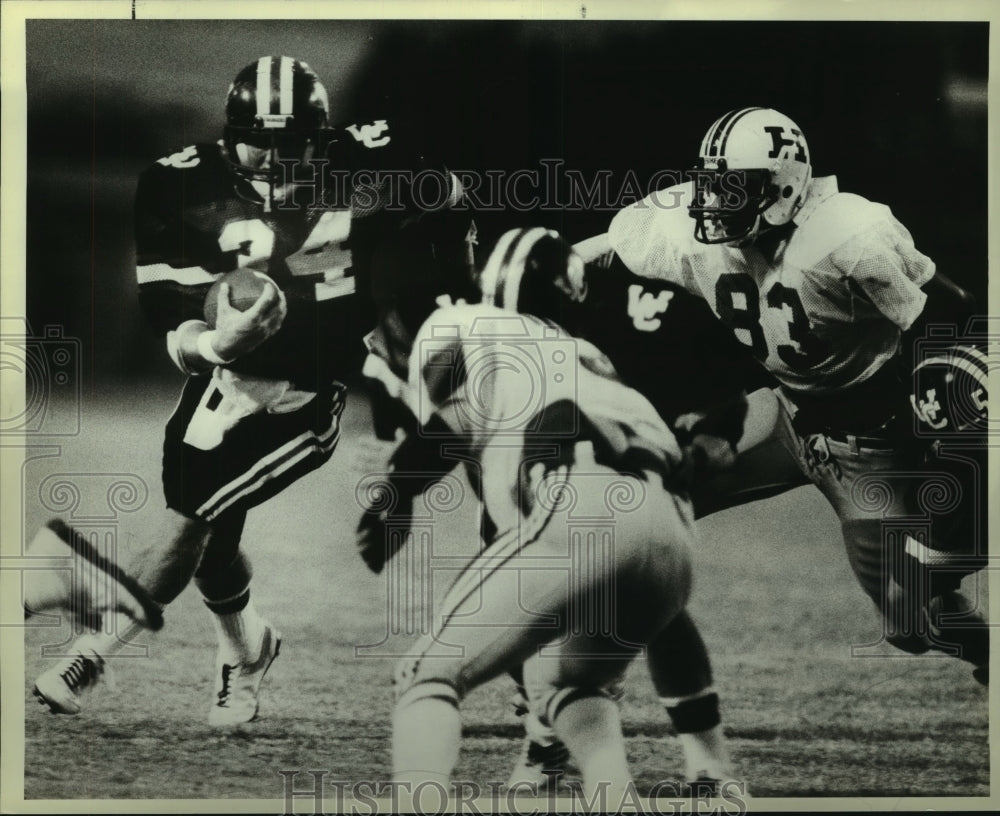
left=20, top=387, right=989, bottom=802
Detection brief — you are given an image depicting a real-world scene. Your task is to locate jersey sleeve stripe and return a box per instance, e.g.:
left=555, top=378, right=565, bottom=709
left=137, top=263, right=219, bottom=286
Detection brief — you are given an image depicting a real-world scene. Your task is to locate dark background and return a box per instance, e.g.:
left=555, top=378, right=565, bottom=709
left=25, top=20, right=988, bottom=393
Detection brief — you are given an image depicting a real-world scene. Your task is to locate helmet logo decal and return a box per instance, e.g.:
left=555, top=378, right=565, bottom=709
left=911, top=388, right=948, bottom=430
left=346, top=120, right=392, bottom=148
left=763, top=126, right=808, bottom=163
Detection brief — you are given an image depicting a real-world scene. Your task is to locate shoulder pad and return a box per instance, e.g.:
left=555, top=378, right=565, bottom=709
left=788, top=191, right=894, bottom=270
left=608, top=182, right=698, bottom=280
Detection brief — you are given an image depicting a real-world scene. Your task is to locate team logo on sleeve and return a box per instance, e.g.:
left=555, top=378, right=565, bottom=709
left=626, top=285, right=673, bottom=331
left=346, top=120, right=391, bottom=148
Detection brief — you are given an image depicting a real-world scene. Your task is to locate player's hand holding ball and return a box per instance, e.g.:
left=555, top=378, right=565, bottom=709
left=203, top=269, right=287, bottom=360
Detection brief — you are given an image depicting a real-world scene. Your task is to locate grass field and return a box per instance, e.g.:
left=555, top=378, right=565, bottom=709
left=19, top=387, right=991, bottom=804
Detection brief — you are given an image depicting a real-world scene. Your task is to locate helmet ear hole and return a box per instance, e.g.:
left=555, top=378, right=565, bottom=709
left=781, top=184, right=794, bottom=199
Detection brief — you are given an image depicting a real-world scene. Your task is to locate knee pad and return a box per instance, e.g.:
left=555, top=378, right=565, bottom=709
left=537, top=685, right=618, bottom=730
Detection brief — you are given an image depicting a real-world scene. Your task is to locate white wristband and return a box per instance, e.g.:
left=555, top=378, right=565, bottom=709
left=197, top=330, right=234, bottom=365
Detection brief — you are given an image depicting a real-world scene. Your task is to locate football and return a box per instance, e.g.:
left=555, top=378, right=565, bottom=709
left=203, top=269, right=274, bottom=328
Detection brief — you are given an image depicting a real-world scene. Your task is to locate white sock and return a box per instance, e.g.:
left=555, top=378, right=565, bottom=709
left=553, top=694, right=633, bottom=802
left=208, top=598, right=265, bottom=663
left=392, top=686, right=461, bottom=791
left=678, top=725, right=732, bottom=781
left=71, top=615, right=147, bottom=658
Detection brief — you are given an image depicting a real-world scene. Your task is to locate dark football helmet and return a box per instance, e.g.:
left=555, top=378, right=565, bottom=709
left=223, top=56, right=332, bottom=209
left=689, top=107, right=812, bottom=245
left=910, top=344, right=989, bottom=435
left=478, top=227, right=587, bottom=321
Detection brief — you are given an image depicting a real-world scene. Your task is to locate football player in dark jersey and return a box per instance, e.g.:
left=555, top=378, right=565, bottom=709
left=32, top=56, right=475, bottom=723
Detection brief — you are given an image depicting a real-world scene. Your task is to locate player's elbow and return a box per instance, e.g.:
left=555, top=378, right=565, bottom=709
left=922, top=272, right=978, bottom=327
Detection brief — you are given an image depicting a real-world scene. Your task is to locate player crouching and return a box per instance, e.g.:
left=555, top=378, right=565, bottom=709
left=363, top=235, right=729, bottom=802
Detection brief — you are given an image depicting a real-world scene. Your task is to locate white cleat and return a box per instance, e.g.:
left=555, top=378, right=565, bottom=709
left=33, top=648, right=109, bottom=715
left=208, top=623, right=281, bottom=726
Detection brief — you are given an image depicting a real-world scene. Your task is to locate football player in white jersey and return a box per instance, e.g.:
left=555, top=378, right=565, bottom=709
left=597, top=107, right=987, bottom=681
left=376, top=296, right=702, bottom=800
left=360, top=229, right=750, bottom=797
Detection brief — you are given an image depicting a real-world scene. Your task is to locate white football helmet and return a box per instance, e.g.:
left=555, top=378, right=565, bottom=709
left=689, top=107, right=812, bottom=245
left=478, top=227, right=587, bottom=315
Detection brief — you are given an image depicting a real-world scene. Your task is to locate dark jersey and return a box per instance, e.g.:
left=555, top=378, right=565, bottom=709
left=567, top=254, right=769, bottom=428
left=135, top=119, right=474, bottom=390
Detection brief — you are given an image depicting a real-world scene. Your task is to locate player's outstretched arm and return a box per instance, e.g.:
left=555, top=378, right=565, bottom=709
left=22, top=519, right=164, bottom=631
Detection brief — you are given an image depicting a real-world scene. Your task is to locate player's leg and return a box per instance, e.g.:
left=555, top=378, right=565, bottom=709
left=507, top=389, right=790, bottom=791
left=34, top=378, right=344, bottom=717
left=838, top=449, right=988, bottom=674
left=506, top=664, right=576, bottom=789
left=645, top=611, right=737, bottom=794
left=513, top=470, right=695, bottom=799
left=393, top=467, right=694, bottom=794
left=174, top=379, right=345, bottom=722
left=191, top=515, right=282, bottom=725
left=31, top=508, right=209, bottom=715
left=520, top=492, right=694, bottom=802
left=542, top=682, right=633, bottom=800
left=32, top=375, right=224, bottom=714
left=773, top=391, right=988, bottom=678
left=507, top=610, right=735, bottom=795
left=910, top=443, right=989, bottom=676
left=22, top=519, right=163, bottom=631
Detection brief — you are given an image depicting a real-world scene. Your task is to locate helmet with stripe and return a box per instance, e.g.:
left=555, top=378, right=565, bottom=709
left=478, top=227, right=587, bottom=320
left=690, top=107, right=812, bottom=245
left=910, top=344, right=989, bottom=435
left=223, top=56, right=332, bottom=208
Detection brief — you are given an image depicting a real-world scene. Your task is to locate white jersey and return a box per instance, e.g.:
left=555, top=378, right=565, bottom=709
left=407, top=303, right=682, bottom=534
left=608, top=176, right=935, bottom=394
